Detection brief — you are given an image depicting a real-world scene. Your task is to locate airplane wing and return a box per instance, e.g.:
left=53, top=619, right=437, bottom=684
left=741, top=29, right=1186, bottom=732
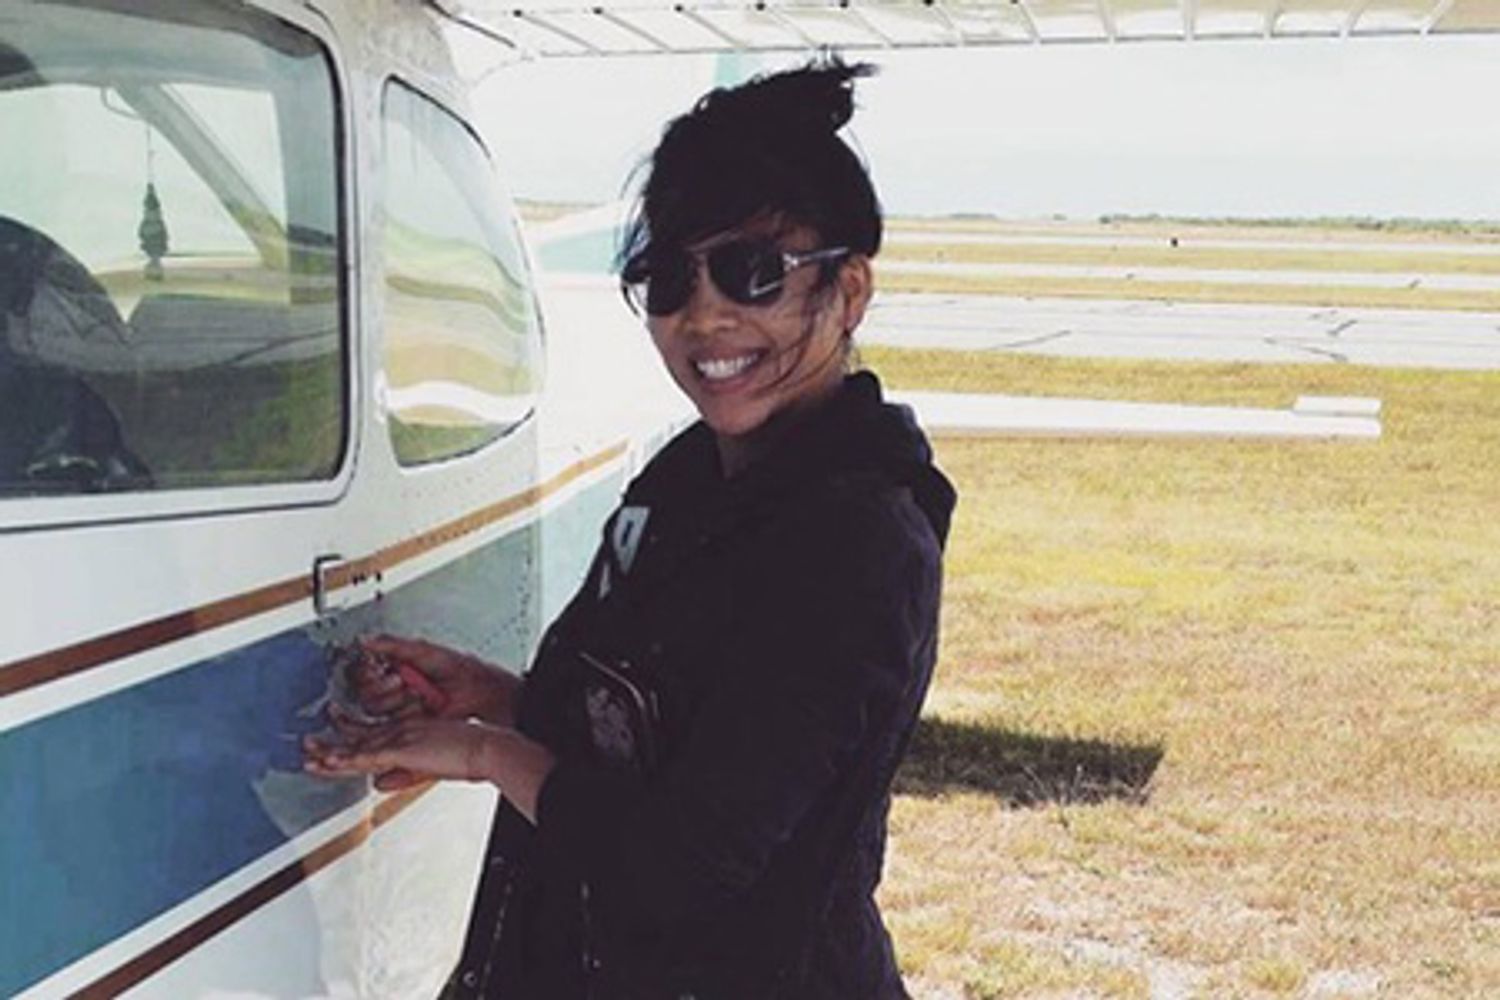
left=434, top=0, right=1500, bottom=60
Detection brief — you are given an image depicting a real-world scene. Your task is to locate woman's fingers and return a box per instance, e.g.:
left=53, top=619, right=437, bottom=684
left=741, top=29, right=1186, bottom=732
left=342, top=640, right=441, bottom=719
left=302, top=736, right=359, bottom=774
left=357, top=692, right=409, bottom=718
left=373, top=767, right=425, bottom=792
left=304, top=717, right=497, bottom=786
left=328, top=703, right=385, bottom=741
left=319, top=711, right=412, bottom=754
left=303, top=733, right=404, bottom=774
left=390, top=698, right=426, bottom=720
left=395, top=662, right=452, bottom=714
left=351, top=636, right=459, bottom=716
left=354, top=681, right=417, bottom=719
left=354, top=667, right=404, bottom=699
left=361, top=635, right=453, bottom=677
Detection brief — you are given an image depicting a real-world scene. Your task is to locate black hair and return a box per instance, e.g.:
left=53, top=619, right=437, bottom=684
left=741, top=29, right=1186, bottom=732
left=619, top=55, right=882, bottom=289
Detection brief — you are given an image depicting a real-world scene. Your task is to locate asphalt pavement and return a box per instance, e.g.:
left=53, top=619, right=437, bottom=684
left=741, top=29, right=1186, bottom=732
left=862, top=292, right=1500, bottom=370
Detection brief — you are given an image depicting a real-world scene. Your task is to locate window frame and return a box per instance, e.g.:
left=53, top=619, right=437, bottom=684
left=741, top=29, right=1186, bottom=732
left=0, top=0, right=357, bottom=533
left=377, top=75, right=545, bottom=474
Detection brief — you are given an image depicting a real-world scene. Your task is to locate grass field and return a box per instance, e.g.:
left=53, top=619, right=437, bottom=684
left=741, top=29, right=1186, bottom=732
left=884, top=217, right=1500, bottom=245
left=865, top=347, right=1500, bottom=998
left=875, top=217, right=1500, bottom=313
left=881, top=241, right=1500, bottom=278
left=874, top=270, right=1500, bottom=314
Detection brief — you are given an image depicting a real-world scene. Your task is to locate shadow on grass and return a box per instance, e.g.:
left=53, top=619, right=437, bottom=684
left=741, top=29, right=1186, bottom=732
left=895, top=716, right=1163, bottom=807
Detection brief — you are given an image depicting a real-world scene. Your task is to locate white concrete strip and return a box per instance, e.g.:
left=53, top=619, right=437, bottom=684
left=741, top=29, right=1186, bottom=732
left=876, top=259, right=1500, bottom=291
left=891, top=390, right=1382, bottom=441
left=1294, top=396, right=1383, bottom=417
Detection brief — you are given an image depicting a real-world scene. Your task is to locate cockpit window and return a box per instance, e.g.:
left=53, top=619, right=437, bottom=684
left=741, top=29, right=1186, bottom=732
left=0, top=1, right=343, bottom=497
left=381, top=81, right=542, bottom=466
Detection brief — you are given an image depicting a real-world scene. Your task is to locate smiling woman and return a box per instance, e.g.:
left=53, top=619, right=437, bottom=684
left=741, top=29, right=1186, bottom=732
left=618, top=62, right=881, bottom=473
left=632, top=219, right=869, bottom=468
left=305, top=57, right=956, bottom=1000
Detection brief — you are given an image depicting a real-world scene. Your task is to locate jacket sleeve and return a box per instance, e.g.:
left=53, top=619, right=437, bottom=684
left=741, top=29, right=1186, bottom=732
left=532, top=489, right=941, bottom=926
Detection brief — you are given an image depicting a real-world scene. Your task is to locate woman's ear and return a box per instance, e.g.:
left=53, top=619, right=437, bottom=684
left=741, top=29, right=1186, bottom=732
left=837, top=255, right=874, bottom=335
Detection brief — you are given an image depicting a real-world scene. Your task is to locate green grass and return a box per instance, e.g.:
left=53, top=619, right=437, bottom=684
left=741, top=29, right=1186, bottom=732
left=877, top=216, right=1500, bottom=311
left=866, top=347, right=1500, bottom=998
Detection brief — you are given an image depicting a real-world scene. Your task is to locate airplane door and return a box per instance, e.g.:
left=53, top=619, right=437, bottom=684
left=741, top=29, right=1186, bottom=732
left=0, top=3, right=367, bottom=996
left=301, top=76, right=554, bottom=995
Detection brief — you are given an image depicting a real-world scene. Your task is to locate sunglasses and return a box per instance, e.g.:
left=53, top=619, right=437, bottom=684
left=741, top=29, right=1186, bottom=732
left=625, top=238, right=850, bottom=317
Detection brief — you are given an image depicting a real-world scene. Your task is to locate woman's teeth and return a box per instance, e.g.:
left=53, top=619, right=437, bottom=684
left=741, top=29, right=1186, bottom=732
left=695, top=353, right=760, bottom=382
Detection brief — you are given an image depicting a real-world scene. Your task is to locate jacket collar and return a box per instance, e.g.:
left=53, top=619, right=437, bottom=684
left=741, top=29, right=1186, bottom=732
left=625, top=371, right=954, bottom=546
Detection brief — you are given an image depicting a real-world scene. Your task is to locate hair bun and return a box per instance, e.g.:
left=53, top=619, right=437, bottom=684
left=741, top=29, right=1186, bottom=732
left=624, top=53, right=884, bottom=272
left=695, top=56, right=875, bottom=138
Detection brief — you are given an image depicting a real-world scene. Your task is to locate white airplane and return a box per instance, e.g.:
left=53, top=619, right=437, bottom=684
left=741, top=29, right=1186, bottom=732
left=2, top=0, right=1472, bottom=995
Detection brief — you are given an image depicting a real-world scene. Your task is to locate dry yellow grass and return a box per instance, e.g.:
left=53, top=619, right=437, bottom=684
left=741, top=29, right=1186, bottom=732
left=874, top=269, right=1500, bottom=313
left=876, top=217, right=1500, bottom=311
left=884, top=217, right=1500, bottom=247
left=865, top=347, right=1500, bottom=999
left=881, top=241, right=1500, bottom=277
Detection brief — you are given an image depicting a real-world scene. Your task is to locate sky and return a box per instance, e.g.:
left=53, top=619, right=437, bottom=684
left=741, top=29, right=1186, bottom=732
left=467, top=34, right=1500, bottom=221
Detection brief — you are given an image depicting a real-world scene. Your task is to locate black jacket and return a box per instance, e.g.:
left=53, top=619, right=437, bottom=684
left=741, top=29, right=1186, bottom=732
left=455, top=372, right=956, bottom=999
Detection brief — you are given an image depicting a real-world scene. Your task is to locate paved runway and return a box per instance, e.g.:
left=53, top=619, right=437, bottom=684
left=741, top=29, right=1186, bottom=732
left=526, top=209, right=1500, bottom=371
left=877, top=259, right=1500, bottom=292
left=862, top=293, right=1500, bottom=370
left=536, top=277, right=1394, bottom=440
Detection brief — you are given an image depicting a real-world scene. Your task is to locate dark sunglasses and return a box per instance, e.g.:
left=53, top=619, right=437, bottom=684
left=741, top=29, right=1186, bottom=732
left=625, top=238, right=850, bottom=317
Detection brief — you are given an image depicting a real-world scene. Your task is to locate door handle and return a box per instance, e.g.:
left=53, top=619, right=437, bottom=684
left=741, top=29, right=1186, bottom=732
left=313, top=554, right=378, bottom=617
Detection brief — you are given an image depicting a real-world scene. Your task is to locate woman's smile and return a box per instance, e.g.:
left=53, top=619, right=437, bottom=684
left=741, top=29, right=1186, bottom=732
left=692, top=348, right=768, bottom=388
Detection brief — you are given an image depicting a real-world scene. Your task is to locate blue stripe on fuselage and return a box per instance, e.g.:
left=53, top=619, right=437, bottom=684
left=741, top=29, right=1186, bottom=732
left=0, top=471, right=619, bottom=996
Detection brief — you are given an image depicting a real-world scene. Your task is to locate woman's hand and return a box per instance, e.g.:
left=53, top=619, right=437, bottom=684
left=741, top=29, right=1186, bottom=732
left=347, top=635, right=522, bottom=727
left=304, top=713, right=499, bottom=789
left=303, top=711, right=555, bottom=824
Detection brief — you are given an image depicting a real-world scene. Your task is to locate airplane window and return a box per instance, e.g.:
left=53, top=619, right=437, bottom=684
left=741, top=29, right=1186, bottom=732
left=381, top=82, right=543, bottom=466
left=0, top=1, right=343, bottom=497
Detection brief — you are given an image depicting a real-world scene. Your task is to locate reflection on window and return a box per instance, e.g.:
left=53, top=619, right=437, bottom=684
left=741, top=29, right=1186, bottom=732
left=382, top=82, right=542, bottom=466
left=0, top=1, right=343, bottom=497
